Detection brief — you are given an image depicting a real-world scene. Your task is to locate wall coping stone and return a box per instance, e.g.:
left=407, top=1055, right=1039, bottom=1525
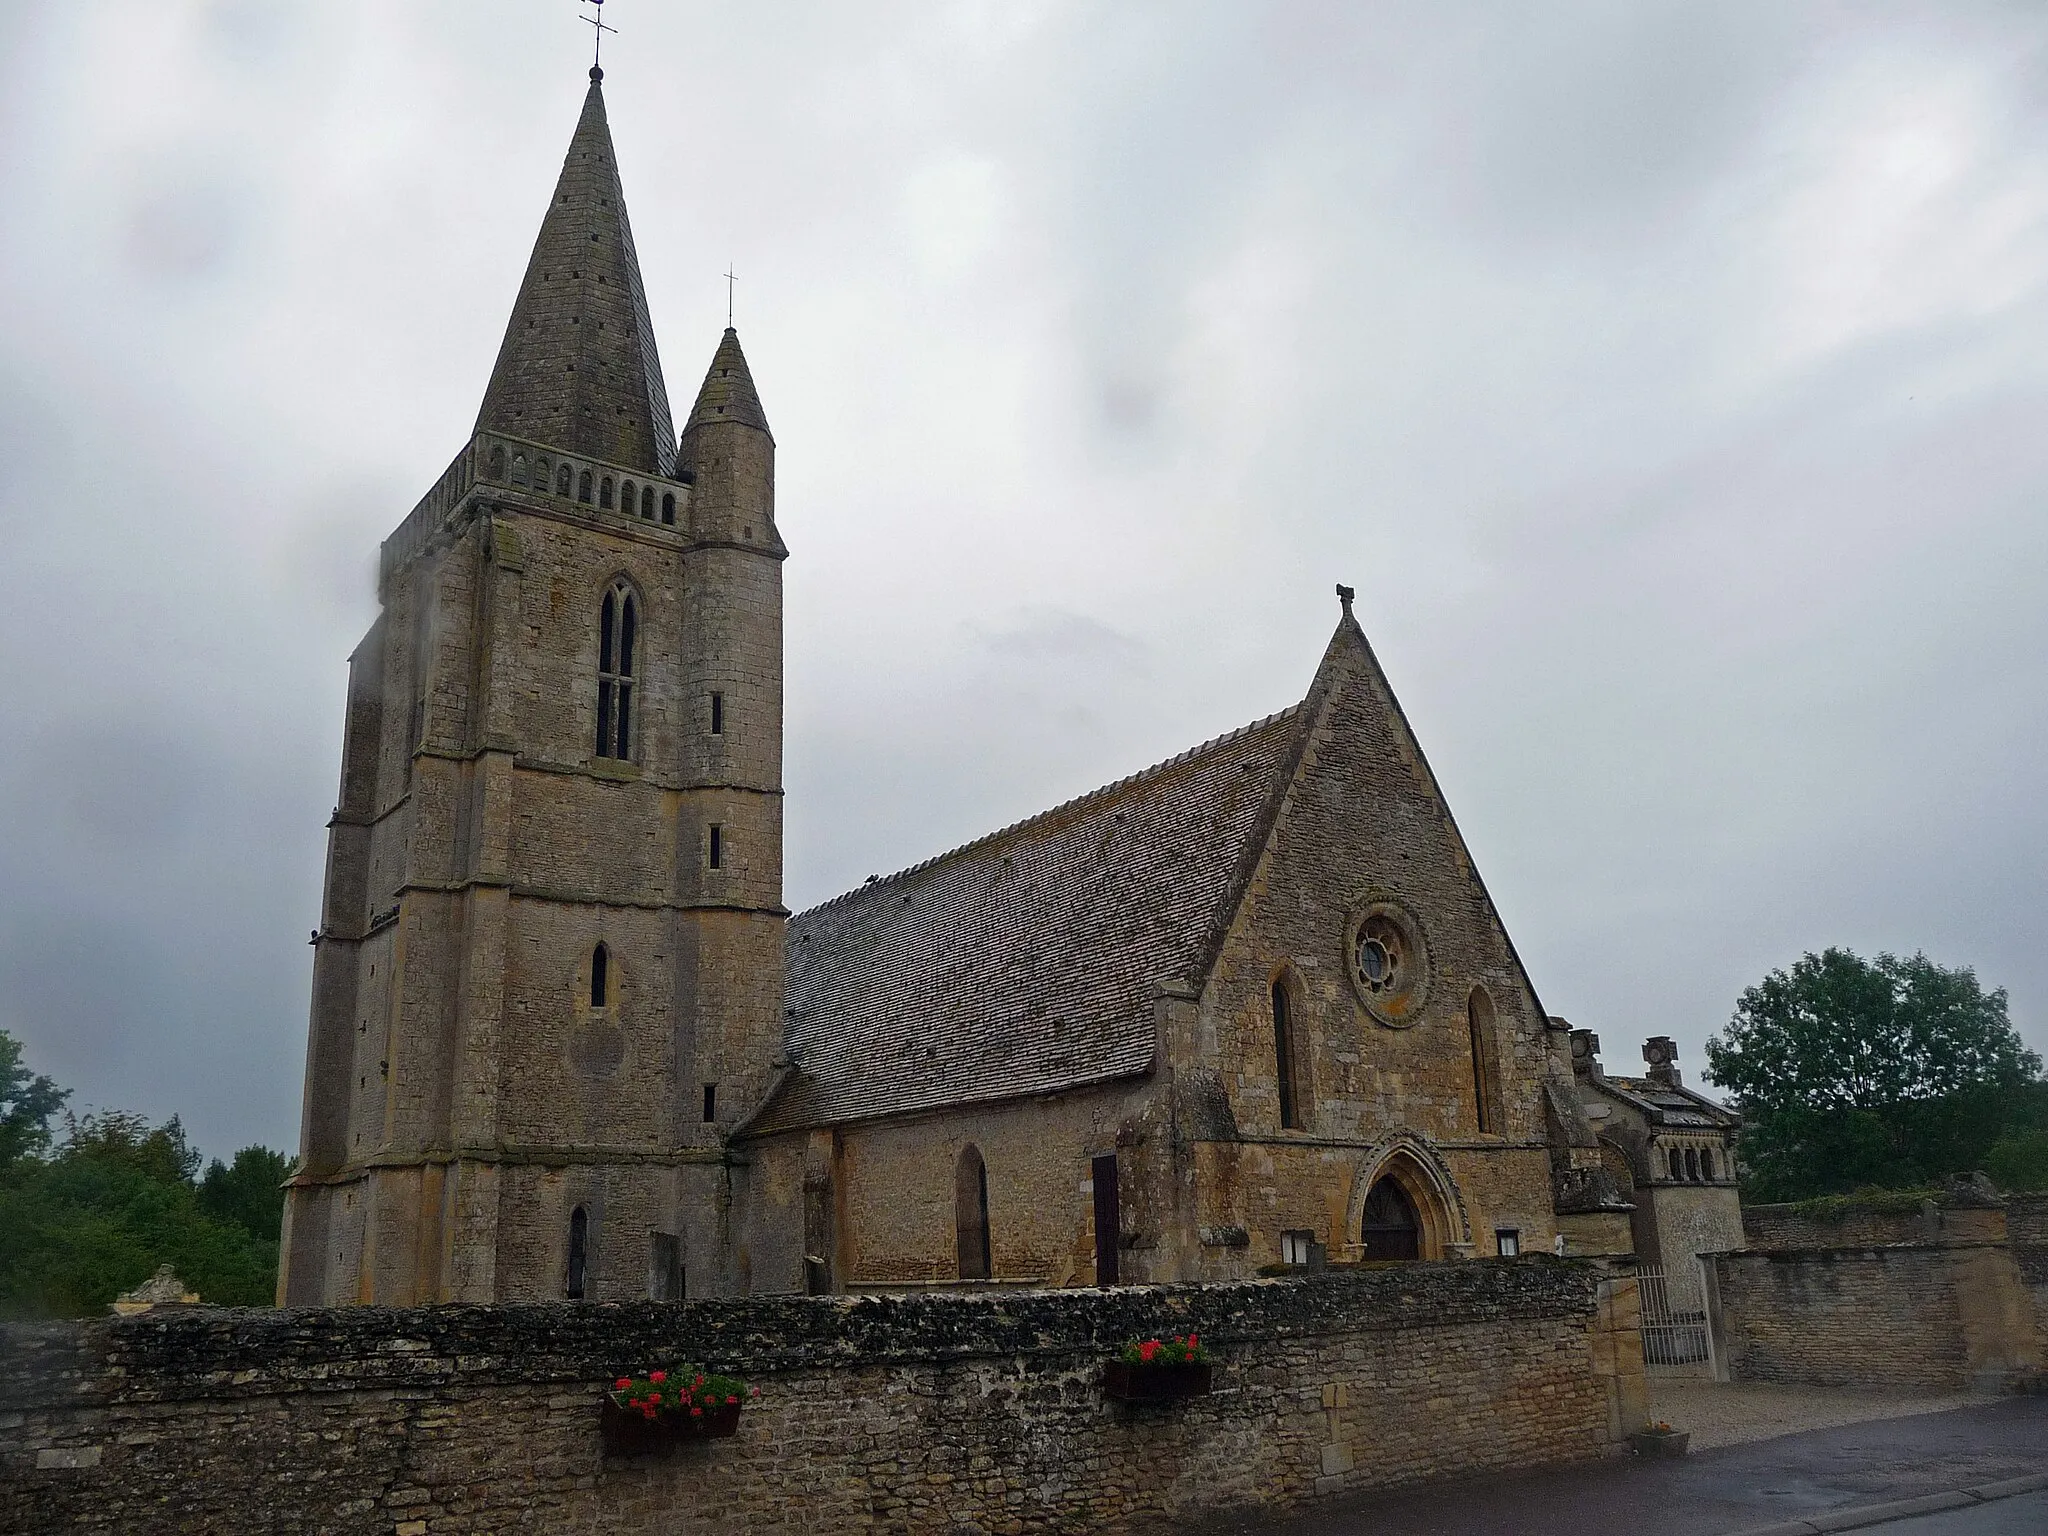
left=1, top=1259, right=1598, bottom=1413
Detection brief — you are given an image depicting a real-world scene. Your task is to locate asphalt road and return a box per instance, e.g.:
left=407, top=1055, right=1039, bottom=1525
left=1875, top=1490, right=2048, bottom=1534
left=1182, top=1396, right=2048, bottom=1536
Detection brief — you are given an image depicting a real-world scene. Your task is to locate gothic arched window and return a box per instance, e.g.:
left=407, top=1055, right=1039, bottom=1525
left=1702, top=1148, right=1717, bottom=1182
left=955, top=1145, right=991, bottom=1281
left=1273, top=977, right=1301, bottom=1130
left=511, top=452, right=529, bottom=486
left=577, top=469, right=593, bottom=504
left=599, top=475, right=614, bottom=509
left=661, top=492, right=676, bottom=525
left=595, top=580, right=638, bottom=760
left=487, top=444, right=505, bottom=480
left=621, top=479, right=637, bottom=517
left=556, top=463, right=572, bottom=496
left=640, top=485, right=655, bottom=519
left=590, top=943, right=609, bottom=1009
left=567, top=1205, right=590, bottom=1299
left=1668, top=1148, right=1684, bottom=1182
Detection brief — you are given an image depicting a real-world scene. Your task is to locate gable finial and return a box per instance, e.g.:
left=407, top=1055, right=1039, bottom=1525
left=724, top=264, right=737, bottom=328
left=1336, top=583, right=1355, bottom=616
left=581, top=0, right=616, bottom=77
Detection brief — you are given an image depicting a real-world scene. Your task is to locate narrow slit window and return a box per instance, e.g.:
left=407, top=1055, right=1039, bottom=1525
left=594, top=580, right=637, bottom=759
left=1468, top=987, right=1500, bottom=1134
left=590, top=943, right=608, bottom=1008
left=1668, top=1148, right=1683, bottom=1182
left=710, top=692, right=724, bottom=736
left=708, top=824, right=723, bottom=869
left=702, top=1083, right=717, bottom=1122
left=566, top=1206, right=589, bottom=1299
left=955, top=1145, right=992, bottom=1281
left=1273, top=978, right=1300, bottom=1129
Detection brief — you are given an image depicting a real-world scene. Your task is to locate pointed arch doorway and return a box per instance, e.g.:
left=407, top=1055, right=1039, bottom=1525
left=1349, top=1140, right=1469, bottom=1262
left=1361, top=1176, right=1421, bottom=1260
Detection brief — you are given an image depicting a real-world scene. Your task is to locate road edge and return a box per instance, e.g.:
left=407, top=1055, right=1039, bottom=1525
left=1726, top=1470, right=2048, bottom=1536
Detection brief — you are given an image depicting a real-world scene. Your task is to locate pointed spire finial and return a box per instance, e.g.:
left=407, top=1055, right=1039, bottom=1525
left=724, top=265, right=737, bottom=329
left=581, top=0, right=616, bottom=74
left=1336, top=583, right=1356, bottom=616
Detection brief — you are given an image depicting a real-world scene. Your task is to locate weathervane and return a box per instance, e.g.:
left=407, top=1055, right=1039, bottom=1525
left=581, top=0, right=616, bottom=72
left=724, top=265, right=737, bottom=327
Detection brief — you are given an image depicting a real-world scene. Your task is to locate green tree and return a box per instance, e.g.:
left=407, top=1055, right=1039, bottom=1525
left=0, top=1033, right=284, bottom=1318
left=1707, top=949, right=2045, bottom=1201
left=197, top=1146, right=293, bottom=1241
left=0, top=1029, right=68, bottom=1167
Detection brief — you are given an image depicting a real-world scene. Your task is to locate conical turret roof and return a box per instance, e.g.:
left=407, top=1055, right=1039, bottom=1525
left=474, top=71, right=674, bottom=474
left=680, top=328, right=772, bottom=440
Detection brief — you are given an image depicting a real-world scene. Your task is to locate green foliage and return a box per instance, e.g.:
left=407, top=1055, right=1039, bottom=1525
left=0, top=1029, right=68, bottom=1167
left=197, top=1146, right=292, bottom=1241
left=0, top=1029, right=286, bottom=1319
left=1708, top=950, right=2047, bottom=1201
left=1985, top=1129, right=2048, bottom=1192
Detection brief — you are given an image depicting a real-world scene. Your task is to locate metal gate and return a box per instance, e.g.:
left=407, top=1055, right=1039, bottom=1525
left=1635, top=1265, right=1711, bottom=1369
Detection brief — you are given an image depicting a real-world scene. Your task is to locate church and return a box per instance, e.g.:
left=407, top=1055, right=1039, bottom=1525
left=279, top=68, right=1632, bottom=1307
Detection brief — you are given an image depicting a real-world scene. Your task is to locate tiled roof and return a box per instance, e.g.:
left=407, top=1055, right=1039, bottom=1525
left=749, top=706, right=1307, bottom=1134
left=1600, top=1076, right=1740, bottom=1129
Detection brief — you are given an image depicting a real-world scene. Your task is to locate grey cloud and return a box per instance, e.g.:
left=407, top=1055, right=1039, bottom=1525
left=1, top=0, right=2043, bottom=1169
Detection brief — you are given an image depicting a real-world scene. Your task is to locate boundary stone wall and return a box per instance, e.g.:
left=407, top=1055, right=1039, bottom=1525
left=1710, top=1244, right=2042, bottom=1394
left=0, top=1262, right=1636, bottom=1536
left=2011, top=1194, right=2048, bottom=1342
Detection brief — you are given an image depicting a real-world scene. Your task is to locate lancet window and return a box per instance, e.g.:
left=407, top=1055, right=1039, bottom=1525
left=595, top=580, right=638, bottom=760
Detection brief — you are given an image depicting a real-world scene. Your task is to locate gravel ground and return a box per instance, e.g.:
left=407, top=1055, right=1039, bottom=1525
left=1648, top=1377, right=1991, bottom=1450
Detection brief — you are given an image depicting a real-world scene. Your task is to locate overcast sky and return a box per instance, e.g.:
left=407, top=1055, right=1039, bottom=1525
left=1, top=1, right=2044, bottom=1163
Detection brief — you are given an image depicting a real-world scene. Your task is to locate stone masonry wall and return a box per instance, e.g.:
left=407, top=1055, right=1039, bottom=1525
left=1743, top=1198, right=1945, bottom=1252
left=1712, top=1244, right=2042, bottom=1393
left=0, top=1264, right=1633, bottom=1536
left=2010, top=1195, right=2048, bottom=1345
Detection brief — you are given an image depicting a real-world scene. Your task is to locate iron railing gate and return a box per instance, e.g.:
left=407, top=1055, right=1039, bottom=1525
left=1635, top=1264, right=1711, bottom=1369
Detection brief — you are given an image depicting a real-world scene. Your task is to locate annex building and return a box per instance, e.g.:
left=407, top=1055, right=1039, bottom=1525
left=281, top=69, right=1669, bottom=1307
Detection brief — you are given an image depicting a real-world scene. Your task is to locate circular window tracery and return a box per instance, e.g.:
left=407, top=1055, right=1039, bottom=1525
left=1345, top=900, right=1430, bottom=1026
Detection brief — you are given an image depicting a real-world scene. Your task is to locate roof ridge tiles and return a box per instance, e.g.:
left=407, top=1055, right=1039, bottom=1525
left=792, top=703, right=1302, bottom=921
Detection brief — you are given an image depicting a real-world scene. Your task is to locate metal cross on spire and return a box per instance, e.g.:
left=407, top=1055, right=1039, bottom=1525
left=581, top=0, right=616, bottom=71
left=724, top=265, right=737, bottom=327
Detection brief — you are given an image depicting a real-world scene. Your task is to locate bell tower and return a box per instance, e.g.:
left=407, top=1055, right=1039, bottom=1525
left=280, top=68, right=788, bottom=1305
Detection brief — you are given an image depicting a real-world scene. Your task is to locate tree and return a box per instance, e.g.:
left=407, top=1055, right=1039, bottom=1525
left=1706, top=949, right=2045, bottom=1201
left=0, top=1033, right=288, bottom=1318
left=197, top=1146, right=293, bottom=1241
left=0, top=1029, right=68, bottom=1167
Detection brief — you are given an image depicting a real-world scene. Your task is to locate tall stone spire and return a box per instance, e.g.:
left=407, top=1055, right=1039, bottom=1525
left=474, top=70, right=675, bottom=475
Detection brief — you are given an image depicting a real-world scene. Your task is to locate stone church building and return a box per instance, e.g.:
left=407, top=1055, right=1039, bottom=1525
left=280, top=71, right=1637, bottom=1307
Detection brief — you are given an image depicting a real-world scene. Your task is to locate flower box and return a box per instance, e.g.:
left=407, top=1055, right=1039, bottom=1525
left=1103, top=1361, right=1214, bottom=1402
left=600, top=1368, right=753, bottom=1457
left=1630, top=1427, right=1689, bottom=1459
left=600, top=1395, right=741, bottom=1455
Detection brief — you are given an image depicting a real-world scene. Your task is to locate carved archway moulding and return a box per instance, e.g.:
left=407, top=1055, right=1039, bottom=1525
left=1345, top=1130, right=1473, bottom=1260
